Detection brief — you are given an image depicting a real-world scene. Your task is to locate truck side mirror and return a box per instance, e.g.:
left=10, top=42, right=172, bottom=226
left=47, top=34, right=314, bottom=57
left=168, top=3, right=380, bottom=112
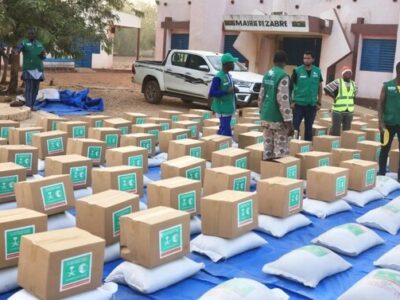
left=198, top=65, right=210, bottom=72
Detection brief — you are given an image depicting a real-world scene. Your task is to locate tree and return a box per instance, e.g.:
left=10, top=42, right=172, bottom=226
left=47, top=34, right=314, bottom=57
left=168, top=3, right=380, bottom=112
left=0, top=0, right=124, bottom=94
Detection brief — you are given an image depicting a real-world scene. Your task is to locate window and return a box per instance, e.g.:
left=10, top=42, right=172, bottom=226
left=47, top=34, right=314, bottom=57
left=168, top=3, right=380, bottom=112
left=360, top=39, right=396, bottom=72
left=171, top=52, right=188, bottom=67
left=186, top=55, right=208, bottom=71
left=207, top=56, right=247, bottom=72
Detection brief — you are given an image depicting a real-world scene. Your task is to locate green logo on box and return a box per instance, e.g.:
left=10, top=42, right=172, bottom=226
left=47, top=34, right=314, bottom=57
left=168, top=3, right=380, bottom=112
left=136, top=117, right=145, bottom=124
left=118, top=173, right=137, bottom=193
left=189, top=147, right=201, bottom=158
left=140, top=139, right=152, bottom=153
left=95, top=120, right=103, bottom=128
left=87, top=146, right=102, bottom=162
left=25, top=130, right=40, bottom=145
left=332, top=140, right=340, bottom=149
left=317, top=130, right=326, bottom=136
left=374, top=270, right=400, bottom=286
left=128, top=155, right=143, bottom=168
left=176, top=133, right=188, bottom=140
left=159, top=224, right=182, bottom=259
left=256, top=136, right=264, bottom=144
left=72, top=126, right=86, bottom=138
left=340, top=223, right=365, bottom=236
left=40, top=183, right=67, bottom=211
left=112, top=206, right=133, bottom=237
left=319, top=158, right=330, bottom=166
left=189, top=126, right=197, bottom=138
left=302, top=245, right=329, bottom=257
left=289, top=188, right=301, bottom=211
left=233, top=176, right=247, bottom=191
left=171, top=115, right=179, bottom=123
left=300, top=145, right=310, bottom=153
left=120, top=127, right=129, bottom=135
left=0, top=127, right=10, bottom=138
left=375, top=133, right=381, bottom=142
left=51, top=121, right=59, bottom=131
left=186, top=167, right=201, bottom=181
left=70, top=166, right=87, bottom=186
left=235, top=157, right=248, bottom=169
left=203, top=112, right=211, bottom=120
left=47, top=137, right=64, bottom=154
left=336, top=176, right=346, bottom=196
left=219, top=142, right=229, bottom=150
left=286, top=165, right=298, bottom=179
left=230, top=117, right=237, bottom=126
left=5, top=225, right=35, bottom=260
left=365, top=168, right=376, bottom=187
left=358, top=136, right=366, bottom=142
left=0, top=175, right=18, bottom=198
left=105, top=134, right=118, bottom=148
left=353, top=153, right=361, bottom=159
left=60, top=252, right=92, bottom=292
left=237, top=200, right=253, bottom=227
left=178, top=191, right=196, bottom=213
left=254, top=120, right=262, bottom=125
left=15, top=153, right=32, bottom=170
left=148, top=129, right=159, bottom=140
left=160, top=123, right=170, bottom=131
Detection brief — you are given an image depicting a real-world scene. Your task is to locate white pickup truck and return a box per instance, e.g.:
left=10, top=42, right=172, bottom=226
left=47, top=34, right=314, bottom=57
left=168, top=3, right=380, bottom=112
left=132, top=49, right=263, bottom=106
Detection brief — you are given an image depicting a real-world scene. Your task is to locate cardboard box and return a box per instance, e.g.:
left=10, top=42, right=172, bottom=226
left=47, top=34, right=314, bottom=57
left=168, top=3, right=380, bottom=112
left=0, top=145, right=39, bottom=175
left=104, top=118, right=132, bottom=135
left=260, top=156, right=301, bottom=179
left=15, top=175, right=75, bottom=215
left=289, top=140, right=312, bottom=157
left=76, top=190, right=139, bottom=245
left=341, top=130, right=367, bottom=149
left=389, top=149, right=399, bottom=173
left=39, top=116, right=68, bottom=131
left=81, top=115, right=110, bottom=128
left=0, top=138, right=6, bottom=145
left=212, top=147, right=250, bottom=169
left=45, top=155, right=93, bottom=189
left=18, top=228, right=105, bottom=300
left=233, top=123, right=261, bottom=142
left=120, top=133, right=156, bottom=156
left=158, top=110, right=182, bottom=123
left=351, top=121, right=368, bottom=131
left=92, top=165, right=143, bottom=196
left=241, top=107, right=259, bottom=114
left=32, top=130, right=68, bottom=159
left=317, top=119, right=331, bottom=132
left=357, top=141, right=381, bottom=162
left=168, top=139, right=205, bottom=160
left=201, top=190, right=258, bottom=239
left=360, top=113, right=377, bottom=122
left=200, top=135, right=232, bottom=161
left=159, top=129, right=190, bottom=153
left=120, top=206, right=190, bottom=268
left=202, top=126, right=220, bottom=136
left=245, top=143, right=264, bottom=173
left=161, top=156, right=206, bottom=184
left=238, top=131, right=264, bottom=149
left=0, top=120, right=19, bottom=141
left=148, top=117, right=172, bottom=131
left=242, top=111, right=260, bottom=118
left=88, top=127, right=121, bottom=149
left=131, top=123, right=162, bottom=143
left=203, top=166, right=251, bottom=196
left=148, top=177, right=202, bottom=216
left=367, top=118, right=379, bottom=129
left=317, top=109, right=331, bottom=120
left=340, top=159, right=378, bottom=192
left=0, top=208, right=47, bottom=269
left=59, top=121, right=89, bottom=139
left=172, top=121, right=200, bottom=139
left=392, top=136, right=399, bottom=150
left=123, top=112, right=148, bottom=125
left=203, top=118, right=220, bottom=127
left=307, top=166, right=349, bottom=202
left=313, top=135, right=341, bottom=152
left=331, top=148, right=362, bottom=166
left=362, top=128, right=381, bottom=142
left=178, top=113, right=203, bottom=127
left=8, top=127, right=43, bottom=145
left=257, top=177, right=304, bottom=217
left=296, top=151, right=332, bottom=179
left=105, top=146, right=148, bottom=173
left=240, top=117, right=261, bottom=125
left=0, top=162, right=27, bottom=202
left=189, top=109, right=212, bottom=121
left=66, top=138, right=106, bottom=166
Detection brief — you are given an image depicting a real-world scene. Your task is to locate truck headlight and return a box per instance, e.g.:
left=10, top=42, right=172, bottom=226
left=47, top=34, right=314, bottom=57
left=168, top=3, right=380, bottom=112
left=233, top=80, right=252, bottom=89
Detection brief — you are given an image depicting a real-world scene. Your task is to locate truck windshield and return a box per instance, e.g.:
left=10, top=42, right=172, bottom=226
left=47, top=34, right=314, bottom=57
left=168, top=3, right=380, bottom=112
left=207, top=56, right=247, bottom=72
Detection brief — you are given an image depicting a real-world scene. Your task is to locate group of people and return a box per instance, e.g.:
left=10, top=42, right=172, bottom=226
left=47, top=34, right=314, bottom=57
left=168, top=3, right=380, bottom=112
left=210, top=51, right=400, bottom=180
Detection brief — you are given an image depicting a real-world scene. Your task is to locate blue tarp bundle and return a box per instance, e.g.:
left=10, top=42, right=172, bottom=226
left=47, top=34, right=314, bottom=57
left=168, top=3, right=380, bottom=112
left=34, top=89, right=104, bottom=116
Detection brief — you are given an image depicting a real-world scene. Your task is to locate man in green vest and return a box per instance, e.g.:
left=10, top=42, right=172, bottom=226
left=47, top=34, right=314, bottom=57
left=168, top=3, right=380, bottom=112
left=209, top=53, right=238, bottom=136
left=378, top=62, right=400, bottom=179
left=14, top=28, right=46, bottom=111
left=324, top=66, right=358, bottom=136
left=259, top=50, right=294, bottom=160
left=291, top=51, right=323, bottom=141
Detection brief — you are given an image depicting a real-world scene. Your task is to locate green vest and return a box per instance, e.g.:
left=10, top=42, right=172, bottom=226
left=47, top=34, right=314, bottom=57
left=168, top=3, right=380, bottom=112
left=211, top=71, right=236, bottom=115
left=333, top=79, right=355, bottom=112
left=260, top=66, right=287, bottom=122
left=293, top=65, right=321, bottom=106
left=383, top=79, right=400, bottom=126
left=21, top=39, right=44, bottom=72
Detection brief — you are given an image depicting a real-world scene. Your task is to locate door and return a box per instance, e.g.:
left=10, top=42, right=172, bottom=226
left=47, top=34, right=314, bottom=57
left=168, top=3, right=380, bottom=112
left=171, top=34, right=189, bottom=50
left=164, top=51, right=190, bottom=93
left=184, top=54, right=213, bottom=98
left=282, top=37, right=322, bottom=66
left=74, top=41, right=101, bottom=68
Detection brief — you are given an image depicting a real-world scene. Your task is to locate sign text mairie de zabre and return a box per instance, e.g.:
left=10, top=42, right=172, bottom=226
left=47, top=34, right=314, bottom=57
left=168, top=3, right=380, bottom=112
left=224, top=15, right=309, bottom=33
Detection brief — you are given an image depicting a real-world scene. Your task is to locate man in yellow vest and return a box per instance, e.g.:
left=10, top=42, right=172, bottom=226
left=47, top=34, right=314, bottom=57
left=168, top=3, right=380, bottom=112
left=324, top=66, right=358, bottom=136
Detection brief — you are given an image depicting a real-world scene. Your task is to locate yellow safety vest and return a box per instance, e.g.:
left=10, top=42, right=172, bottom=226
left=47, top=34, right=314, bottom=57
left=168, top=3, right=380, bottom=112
left=333, top=79, right=355, bottom=112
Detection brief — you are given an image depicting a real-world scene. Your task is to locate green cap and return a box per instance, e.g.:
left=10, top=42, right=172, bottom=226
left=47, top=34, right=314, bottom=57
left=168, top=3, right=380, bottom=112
left=221, top=53, right=239, bottom=65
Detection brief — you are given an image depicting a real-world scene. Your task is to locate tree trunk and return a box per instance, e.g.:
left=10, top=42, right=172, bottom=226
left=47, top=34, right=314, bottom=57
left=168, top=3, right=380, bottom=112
left=7, top=53, right=19, bottom=95
left=0, top=48, right=10, bottom=84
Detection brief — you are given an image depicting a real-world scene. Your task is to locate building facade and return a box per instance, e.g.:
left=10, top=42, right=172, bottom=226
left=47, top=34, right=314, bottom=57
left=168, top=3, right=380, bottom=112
left=155, top=0, right=400, bottom=103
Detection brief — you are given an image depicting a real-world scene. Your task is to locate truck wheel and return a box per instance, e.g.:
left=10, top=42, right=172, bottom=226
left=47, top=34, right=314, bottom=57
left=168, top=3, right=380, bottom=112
left=144, top=80, right=163, bottom=104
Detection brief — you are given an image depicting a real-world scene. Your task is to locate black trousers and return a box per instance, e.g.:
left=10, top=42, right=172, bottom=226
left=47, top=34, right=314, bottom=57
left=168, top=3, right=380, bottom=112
left=378, top=125, right=400, bottom=178
left=293, top=104, right=317, bottom=141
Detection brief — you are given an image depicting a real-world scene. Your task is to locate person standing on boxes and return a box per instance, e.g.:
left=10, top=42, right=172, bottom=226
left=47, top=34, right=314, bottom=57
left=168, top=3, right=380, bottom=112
left=291, top=51, right=323, bottom=141
left=259, top=50, right=294, bottom=161
left=378, top=62, right=400, bottom=179
left=324, top=66, right=358, bottom=136
left=209, top=53, right=239, bottom=137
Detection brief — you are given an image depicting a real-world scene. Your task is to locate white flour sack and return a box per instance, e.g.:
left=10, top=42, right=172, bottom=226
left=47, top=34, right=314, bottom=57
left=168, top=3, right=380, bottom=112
left=375, top=175, right=400, bottom=196
left=262, top=245, right=352, bottom=288
left=338, top=269, right=400, bottom=300
left=357, top=202, right=400, bottom=235
left=256, top=214, right=312, bottom=238
left=312, top=223, right=384, bottom=256
left=342, top=189, right=383, bottom=207
left=302, top=198, right=352, bottom=219
left=374, top=245, right=400, bottom=271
